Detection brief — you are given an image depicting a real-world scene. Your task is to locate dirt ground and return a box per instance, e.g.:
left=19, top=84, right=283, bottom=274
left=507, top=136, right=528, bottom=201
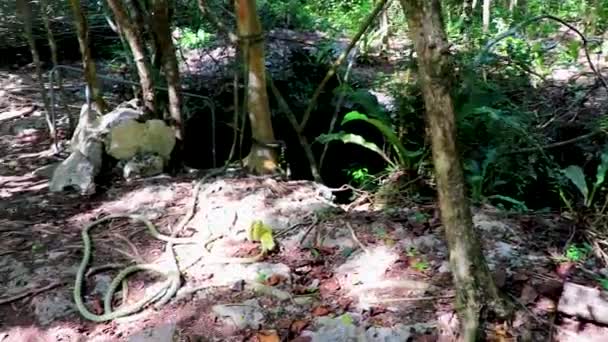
left=2, top=60, right=608, bottom=341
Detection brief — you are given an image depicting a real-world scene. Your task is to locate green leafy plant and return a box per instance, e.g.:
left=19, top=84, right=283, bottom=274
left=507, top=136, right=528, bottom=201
left=561, top=151, right=608, bottom=208
left=563, top=243, right=592, bottom=262
left=177, top=28, right=214, bottom=49
left=316, top=111, right=422, bottom=169
left=412, top=260, right=429, bottom=272
left=347, top=167, right=373, bottom=186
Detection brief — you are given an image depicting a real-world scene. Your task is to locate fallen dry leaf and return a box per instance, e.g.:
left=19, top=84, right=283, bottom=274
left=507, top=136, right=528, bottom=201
left=319, top=277, right=340, bottom=294
left=312, top=305, right=331, bottom=317
left=520, top=284, right=538, bottom=304
left=493, top=269, right=507, bottom=288
left=256, top=329, right=280, bottom=342
left=264, top=274, right=285, bottom=286
left=512, top=272, right=529, bottom=282
left=290, top=319, right=309, bottom=334
left=370, top=306, right=387, bottom=316
left=290, top=337, right=312, bottom=342
left=556, top=262, right=575, bottom=279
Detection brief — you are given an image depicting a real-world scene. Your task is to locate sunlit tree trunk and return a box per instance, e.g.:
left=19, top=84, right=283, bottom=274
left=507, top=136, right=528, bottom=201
left=235, top=0, right=279, bottom=174
left=399, top=0, right=510, bottom=340
left=150, top=0, right=183, bottom=140
left=68, top=0, right=108, bottom=113
left=482, top=0, right=491, bottom=32
left=378, top=0, right=390, bottom=50
left=17, top=0, right=57, bottom=149
left=106, top=0, right=156, bottom=116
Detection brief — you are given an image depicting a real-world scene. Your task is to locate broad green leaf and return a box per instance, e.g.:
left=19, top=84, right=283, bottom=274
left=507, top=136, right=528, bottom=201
left=341, top=111, right=422, bottom=166
left=316, top=132, right=393, bottom=165
left=594, top=152, right=608, bottom=187
left=562, top=165, right=589, bottom=201
left=347, top=89, right=391, bottom=123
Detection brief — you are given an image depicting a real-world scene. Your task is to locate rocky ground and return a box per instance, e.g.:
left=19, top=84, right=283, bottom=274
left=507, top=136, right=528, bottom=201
left=3, top=35, right=608, bottom=341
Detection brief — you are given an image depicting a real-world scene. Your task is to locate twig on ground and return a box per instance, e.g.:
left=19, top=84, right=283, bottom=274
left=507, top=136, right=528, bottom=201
left=346, top=221, right=369, bottom=254
left=365, top=294, right=455, bottom=304
left=0, top=281, right=65, bottom=305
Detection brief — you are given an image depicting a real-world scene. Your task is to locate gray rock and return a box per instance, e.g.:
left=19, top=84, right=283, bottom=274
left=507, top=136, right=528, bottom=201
left=122, top=153, right=165, bottom=179
left=31, top=291, right=75, bottom=325
left=49, top=149, right=100, bottom=194
left=212, top=299, right=265, bottom=330
left=49, top=103, right=175, bottom=194
left=306, top=318, right=434, bottom=342
left=106, top=119, right=175, bottom=161
left=128, top=323, right=176, bottom=342
left=307, top=316, right=359, bottom=342
left=32, top=162, right=59, bottom=179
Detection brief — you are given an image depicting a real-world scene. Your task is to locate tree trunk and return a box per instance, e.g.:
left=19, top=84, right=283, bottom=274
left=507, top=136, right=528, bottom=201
left=40, top=0, right=76, bottom=136
left=235, top=0, right=278, bottom=174
left=68, top=0, right=108, bottom=113
left=150, top=0, right=183, bottom=140
left=399, top=0, right=509, bottom=340
left=482, top=0, right=491, bottom=32
left=106, top=0, right=156, bottom=116
left=17, top=0, right=57, bottom=150
left=379, top=0, right=390, bottom=50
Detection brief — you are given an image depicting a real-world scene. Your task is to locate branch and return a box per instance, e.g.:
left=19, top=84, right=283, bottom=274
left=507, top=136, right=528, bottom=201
left=298, top=0, right=388, bottom=132
left=477, top=14, right=608, bottom=91
left=267, top=74, right=322, bottom=182
left=506, top=130, right=605, bottom=155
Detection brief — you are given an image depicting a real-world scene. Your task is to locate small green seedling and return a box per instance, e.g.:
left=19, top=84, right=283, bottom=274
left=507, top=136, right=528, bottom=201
left=564, top=243, right=592, bottom=262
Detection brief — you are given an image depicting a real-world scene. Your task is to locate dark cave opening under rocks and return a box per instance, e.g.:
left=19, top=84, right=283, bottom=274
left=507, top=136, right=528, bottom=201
left=181, top=75, right=390, bottom=203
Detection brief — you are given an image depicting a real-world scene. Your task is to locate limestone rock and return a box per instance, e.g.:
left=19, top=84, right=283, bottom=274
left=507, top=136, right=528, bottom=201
left=106, top=119, right=175, bottom=162
left=49, top=149, right=101, bottom=194
left=122, top=153, right=165, bottom=179
left=128, top=323, right=176, bottom=342
left=106, top=119, right=144, bottom=160
left=212, top=299, right=265, bottom=330
left=141, top=119, right=175, bottom=159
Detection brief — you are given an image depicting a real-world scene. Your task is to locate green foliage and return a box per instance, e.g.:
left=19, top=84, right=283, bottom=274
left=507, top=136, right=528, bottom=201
left=564, top=243, right=592, bottom=262
left=316, top=110, right=422, bottom=173
left=347, top=167, right=373, bottom=187
left=562, top=150, right=608, bottom=208
left=176, top=27, right=214, bottom=50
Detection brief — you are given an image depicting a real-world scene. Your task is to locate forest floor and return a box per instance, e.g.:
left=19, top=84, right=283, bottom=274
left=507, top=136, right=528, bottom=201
left=3, top=35, right=608, bottom=341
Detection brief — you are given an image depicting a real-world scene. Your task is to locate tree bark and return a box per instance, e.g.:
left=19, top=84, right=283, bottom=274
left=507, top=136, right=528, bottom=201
left=399, top=0, right=509, bottom=340
left=68, top=0, right=108, bottom=113
left=482, top=0, right=491, bottom=32
left=106, top=0, right=156, bottom=116
left=40, top=0, right=75, bottom=135
left=17, top=0, right=57, bottom=150
left=149, top=0, right=183, bottom=140
left=235, top=0, right=279, bottom=174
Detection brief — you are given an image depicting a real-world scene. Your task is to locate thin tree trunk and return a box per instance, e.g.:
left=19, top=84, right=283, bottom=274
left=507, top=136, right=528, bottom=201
left=482, top=0, right=491, bottom=32
left=379, top=0, right=390, bottom=50
left=17, top=0, right=57, bottom=150
left=106, top=0, right=156, bottom=116
left=68, top=0, right=108, bottom=113
left=150, top=0, right=183, bottom=140
left=399, top=0, right=510, bottom=340
left=235, top=0, right=279, bottom=174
